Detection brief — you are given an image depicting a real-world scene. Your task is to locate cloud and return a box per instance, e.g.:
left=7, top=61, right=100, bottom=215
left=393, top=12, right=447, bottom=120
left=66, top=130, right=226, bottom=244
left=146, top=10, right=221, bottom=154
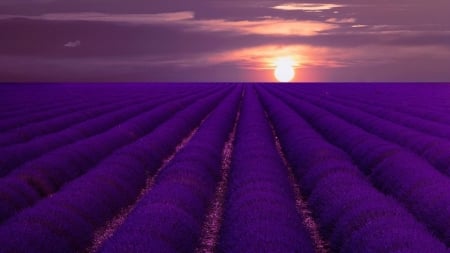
left=197, top=45, right=359, bottom=70
left=0, top=0, right=56, bottom=5
left=272, top=3, right=345, bottom=12
left=0, top=12, right=194, bottom=24
left=64, top=40, right=81, bottom=48
left=190, top=18, right=337, bottom=36
left=0, top=12, right=338, bottom=36
left=6, top=10, right=448, bottom=40
left=351, top=24, right=368, bottom=28
left=40, top=11, right=194, bottom=23
left=163, top=44, right=450, bottom=71
left=326, top=18, right=356, bottom=24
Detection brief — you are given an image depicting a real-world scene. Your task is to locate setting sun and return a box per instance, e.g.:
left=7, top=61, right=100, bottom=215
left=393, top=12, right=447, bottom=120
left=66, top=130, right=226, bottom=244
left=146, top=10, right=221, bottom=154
left=274, top=57, right=295, bottom=82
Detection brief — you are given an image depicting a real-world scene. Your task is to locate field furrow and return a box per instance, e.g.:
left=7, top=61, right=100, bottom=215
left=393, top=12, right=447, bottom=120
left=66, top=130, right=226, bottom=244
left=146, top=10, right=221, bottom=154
left=267, top=86, right=450, bottom=246
left=257, top=87, right=447, bottom=252
left=0, top=88, right=217, bottom=173
left=217, top=89, right=315, bottom=253
left=296, top=91, right=450, bottom=177
left=0, top=89, right=229, bottom=224
left=0, top=95, right=153, bottom=146
left=0, top=87, right=233, bottom=252
left=98, top=87, right=241, bottom=253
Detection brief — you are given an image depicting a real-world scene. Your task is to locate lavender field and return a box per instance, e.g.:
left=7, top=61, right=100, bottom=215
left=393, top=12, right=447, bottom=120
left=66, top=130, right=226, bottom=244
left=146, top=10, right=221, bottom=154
left=0, top=83, right=449, bottom=253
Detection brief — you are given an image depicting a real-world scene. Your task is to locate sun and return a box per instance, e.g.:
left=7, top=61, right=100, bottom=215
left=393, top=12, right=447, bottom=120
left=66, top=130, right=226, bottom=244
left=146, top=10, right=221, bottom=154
left=274, top=57, right=295, bottom=82
left=275, top=65, right=295, bottom=82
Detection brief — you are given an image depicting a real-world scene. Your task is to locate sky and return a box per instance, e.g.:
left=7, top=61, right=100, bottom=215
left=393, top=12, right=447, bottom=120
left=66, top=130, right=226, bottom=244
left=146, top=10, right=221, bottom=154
left=1, top=0, right=450, bottom=82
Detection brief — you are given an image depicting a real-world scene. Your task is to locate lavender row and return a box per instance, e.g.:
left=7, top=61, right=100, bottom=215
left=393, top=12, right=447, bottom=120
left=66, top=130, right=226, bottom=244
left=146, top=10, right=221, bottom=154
left=269, top=86, right=450, bottom=246
left=313, top=91, right=450, bottom=142
left=0, top=83, right=174, bottom=118
left=0, top=88, right=218, bottom=174
left=217, top=88, right=315, bottom=253
left=329, top=91, right=450, bottom=126
left=0, top=95, right=154, bottom=146
left=0, top=89, right=227, bottom=223
left=295, top=84, right=450, bottom=112
left=297, top=92, right=450, bottom=176
left=257, top=87, right=448, bottom=252
left=0, top=87, right=232, bottom=253
left=99, top=87, right=242, bottom=252
left=0, top=84, right=115, bottom=117
left=0, top=89, right=147, bottom=132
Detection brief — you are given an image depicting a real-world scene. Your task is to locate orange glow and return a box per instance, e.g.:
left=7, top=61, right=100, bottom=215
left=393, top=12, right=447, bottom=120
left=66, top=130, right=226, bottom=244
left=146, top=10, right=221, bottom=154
left=191, top=19, right=338, bottom=36
left=183, top=44, right=359, bottom=82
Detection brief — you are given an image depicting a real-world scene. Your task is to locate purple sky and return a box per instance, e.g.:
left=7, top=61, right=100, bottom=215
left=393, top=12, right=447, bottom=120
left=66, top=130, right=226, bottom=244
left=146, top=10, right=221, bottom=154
left=1, top=0, right=450, bottom=82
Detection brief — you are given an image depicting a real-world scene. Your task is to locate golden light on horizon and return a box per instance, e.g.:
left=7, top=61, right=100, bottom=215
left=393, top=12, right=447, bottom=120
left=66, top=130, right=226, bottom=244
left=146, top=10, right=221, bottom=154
left=203, top=45, right=333, bottom=81
left=274, top=56, right=296, bottom=82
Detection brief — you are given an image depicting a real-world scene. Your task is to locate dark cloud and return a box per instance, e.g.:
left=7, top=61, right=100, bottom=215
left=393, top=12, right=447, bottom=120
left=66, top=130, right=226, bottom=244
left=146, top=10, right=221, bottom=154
left=64, top=40, right=81, bottom=48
